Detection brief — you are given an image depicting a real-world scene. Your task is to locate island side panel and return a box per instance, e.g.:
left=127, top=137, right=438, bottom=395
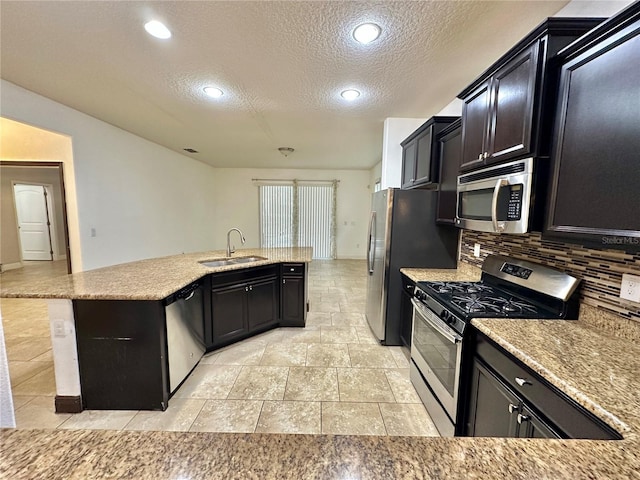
left=47, top=299, right=82, bottom=413
left=73, top=299, right=169, bottom=411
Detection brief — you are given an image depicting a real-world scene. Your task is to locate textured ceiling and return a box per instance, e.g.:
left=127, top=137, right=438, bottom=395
left=0, top=1, right=572, bottom=170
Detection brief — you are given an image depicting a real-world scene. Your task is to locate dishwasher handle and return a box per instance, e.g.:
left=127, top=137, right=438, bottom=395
left=166, top=281, right=201, bottom=305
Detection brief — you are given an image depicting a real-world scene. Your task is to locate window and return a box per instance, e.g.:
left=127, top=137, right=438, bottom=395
left=259, top=181, right=336, bottom=259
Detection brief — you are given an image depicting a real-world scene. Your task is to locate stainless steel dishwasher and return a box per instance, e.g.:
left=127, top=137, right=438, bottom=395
left=164, top=280, right=205, bottom=393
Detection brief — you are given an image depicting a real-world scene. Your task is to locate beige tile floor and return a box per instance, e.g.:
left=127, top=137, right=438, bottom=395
left=1, top=259, right=439, bottom=437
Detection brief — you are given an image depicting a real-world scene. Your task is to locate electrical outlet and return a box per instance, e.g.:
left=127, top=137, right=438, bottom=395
left=620, top=274, right=640, bottom=303
left=53, top=320, right=66, bottom=338
left=473, top=243, right=481, bottom=258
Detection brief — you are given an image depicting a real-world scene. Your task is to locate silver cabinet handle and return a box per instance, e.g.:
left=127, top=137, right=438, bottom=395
left=515, top=377, right=532, bottom=387
left=245, top=286, right=249, bottom=292
left=283, top=279, right=286, bottom=284
left=290, top=268, right=295, bottom=272
left=478, top=153, right=483, bottom=161
left=249, top=285, right=253, bottom=291
left=508, top=403, right=520, bottom=414
left=184, top=290, right=195, bottom=301
left=491, top=178, right=508, bottom=233
left=517, top=413, right=530, bottom=424
left=483, top=152, right=488, bottom=160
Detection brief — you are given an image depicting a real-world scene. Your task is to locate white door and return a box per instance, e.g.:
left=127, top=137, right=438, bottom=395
left=13, top=184, right=53, bottom=261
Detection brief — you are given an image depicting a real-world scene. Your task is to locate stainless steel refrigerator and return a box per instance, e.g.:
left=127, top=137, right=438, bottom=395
left=365, top=188, right=459, bottom=345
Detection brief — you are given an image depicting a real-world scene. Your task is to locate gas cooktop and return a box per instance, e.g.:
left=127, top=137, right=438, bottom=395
left=413, top=255, right=582, bottom=322
left=416, top=280, right=552, bottom=319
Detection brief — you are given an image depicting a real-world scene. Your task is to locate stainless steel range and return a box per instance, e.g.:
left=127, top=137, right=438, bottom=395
left=409, top=254, right=581, bottom=437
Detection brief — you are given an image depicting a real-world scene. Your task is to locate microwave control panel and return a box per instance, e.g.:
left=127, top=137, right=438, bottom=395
left=505, top=184, right=523, bottom=220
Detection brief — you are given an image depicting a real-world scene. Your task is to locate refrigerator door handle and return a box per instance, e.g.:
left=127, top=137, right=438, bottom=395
left=367, top=211, right=376, bottom=274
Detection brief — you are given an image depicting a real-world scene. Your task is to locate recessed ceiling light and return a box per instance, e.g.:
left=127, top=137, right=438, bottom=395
left=144, top=20, right=171, bottom=39
left=341, top=89, right=361, bottom=101
left=353, top=23, right=381, bottom=44
left=204, top=87, right=224, bottom=98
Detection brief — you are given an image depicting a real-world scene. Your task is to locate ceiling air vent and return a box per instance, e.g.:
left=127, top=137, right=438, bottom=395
left=183, top=148, right=198, bottom=153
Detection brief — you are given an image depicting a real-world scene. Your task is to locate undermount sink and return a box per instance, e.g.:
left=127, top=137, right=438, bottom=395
left=199, top=256, right=267, bottom=268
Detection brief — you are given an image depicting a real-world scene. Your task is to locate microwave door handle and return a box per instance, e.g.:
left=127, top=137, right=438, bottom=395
left=491, top=179, right=509, bottom=233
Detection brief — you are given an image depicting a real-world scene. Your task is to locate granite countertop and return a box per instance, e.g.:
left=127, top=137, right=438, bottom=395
left=3, top=261, right=640, bottom=477
left=472, top=317, right=640, bottom=438
left=2, top=313, right=639, bottom=478
left=400, top=263, right=480, bottom=284
left=0, top=247, right=312, bottom=301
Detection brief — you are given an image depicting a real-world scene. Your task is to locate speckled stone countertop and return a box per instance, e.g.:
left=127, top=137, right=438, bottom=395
left=1, top=426, right=639, bottom=479
left=3, top=261, right=640, bottom=477
left=400, top=262, right=480, bottom=284
left=0, top=247, right=312, bottom=300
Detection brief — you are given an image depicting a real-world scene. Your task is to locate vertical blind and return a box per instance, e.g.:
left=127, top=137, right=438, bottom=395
left=259, top=182, right=336, bottom=259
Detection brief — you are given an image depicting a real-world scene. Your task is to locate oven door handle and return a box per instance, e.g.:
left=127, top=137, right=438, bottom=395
left=411, top=299, right=462, bottom=344
left=491, top=178, right=509, bottom=233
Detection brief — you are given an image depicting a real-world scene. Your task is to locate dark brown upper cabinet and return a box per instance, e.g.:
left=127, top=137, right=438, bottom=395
left=458, top=18, right=604, bottom=172
left=544, top=3, right=640, bottom=251
left=435, top=119, right=462, bottom=225
left=401, top=116, right=459, bottom=189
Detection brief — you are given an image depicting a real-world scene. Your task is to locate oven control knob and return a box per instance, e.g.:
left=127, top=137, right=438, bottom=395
left=441, top=311, right=451, bottom=323
left=416, top=290, right=425, bottom=301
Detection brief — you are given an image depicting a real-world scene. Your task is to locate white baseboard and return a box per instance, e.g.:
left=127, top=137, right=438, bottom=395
left=336, top=255, right=366, bottom=260
left=53, top=254, right=67, bottom=261
left=0, top=262, right=23, bottom=272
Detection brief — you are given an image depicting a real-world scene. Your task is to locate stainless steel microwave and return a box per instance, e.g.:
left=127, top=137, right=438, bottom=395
left=455, top=158, right=534, bottom=234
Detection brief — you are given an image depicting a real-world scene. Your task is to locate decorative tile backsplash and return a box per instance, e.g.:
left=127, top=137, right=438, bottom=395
left=460, top=231, right=640, bottom=323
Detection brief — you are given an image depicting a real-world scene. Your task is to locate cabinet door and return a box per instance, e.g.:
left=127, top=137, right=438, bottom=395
left=211, top=283, right=248, bottom=344
left=487, top=42, right=539, bottom=164
left=281, top=276, right=305, bottom=326
left=401, top=140, right=417, bottom=188
left=413, top=126, right=435, bottom=186
left=436, top=123, right=462, bottom=224
left=546, top=21, right=640, bottom=248
left=399, top=286, right=414, bottom=348
left=466, top=358, right=519, bottom=437
left=517, top=405, right=560, bottom=439
left=247, top=277, right=278, bottom=331
left=460, top=80, right=490, bottom=170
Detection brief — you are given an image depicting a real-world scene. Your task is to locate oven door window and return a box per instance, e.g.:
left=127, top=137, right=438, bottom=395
left=413, top=312, right=458, bottom=398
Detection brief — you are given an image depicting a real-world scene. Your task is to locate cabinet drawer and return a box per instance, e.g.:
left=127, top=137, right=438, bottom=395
left=282, top=263, right=304, bottom=276
left=475, top=331, right=621, bottom=440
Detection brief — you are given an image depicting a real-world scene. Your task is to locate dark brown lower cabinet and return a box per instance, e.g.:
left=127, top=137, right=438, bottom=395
left=211, top=283, right=249, bottom=345
left=280, top=263, right=307, bottom=327
left=247, top=277, right=278, bottom=330
left=74, top=299, right=169, bottom=411
left=210, top=266, right=279, bottom=348
left=465, top=331, right=621, bottom=440
left=399, top=276, right=415, bottom=348
left=466, top=358, right=558, bottom=438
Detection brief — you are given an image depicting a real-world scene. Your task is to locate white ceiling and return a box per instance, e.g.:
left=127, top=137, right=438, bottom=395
left=0, top=1, right=573, bottom=170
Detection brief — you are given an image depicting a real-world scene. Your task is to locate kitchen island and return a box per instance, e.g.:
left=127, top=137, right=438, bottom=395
left=0, top=247, right=312, bottom=412
left=2, top=261, right=639, bottom=478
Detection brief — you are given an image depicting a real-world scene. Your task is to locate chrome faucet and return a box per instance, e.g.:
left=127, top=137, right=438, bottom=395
left=226, top=228, right=246, bottom=257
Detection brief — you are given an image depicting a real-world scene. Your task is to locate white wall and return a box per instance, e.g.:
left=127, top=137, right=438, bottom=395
left=369, top=161, right=382, bottom=191
left=1, top=80, right=219, bottom=271
left=212, top=168, right=371, bottom=259
left=554, top=0, right=634, bottom=17
left=381, top=118, right=427, bottom=189
left=435, top=98, right=463, bottom=117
